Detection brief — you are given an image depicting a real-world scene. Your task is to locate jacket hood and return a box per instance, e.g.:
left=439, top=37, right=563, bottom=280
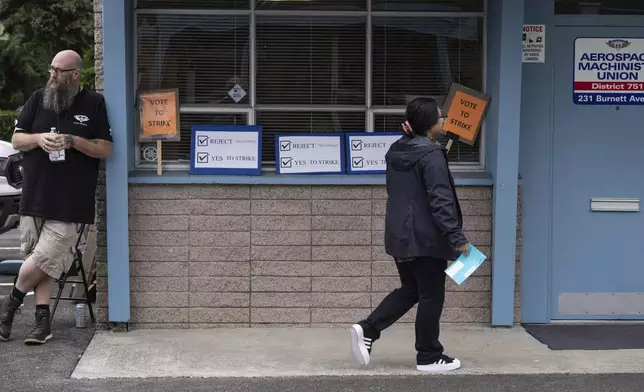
left=385, top=135, right=444, bottom=171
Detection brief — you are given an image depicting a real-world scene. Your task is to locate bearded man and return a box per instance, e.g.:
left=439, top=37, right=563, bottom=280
left=0, top=50, right=112, bottom=344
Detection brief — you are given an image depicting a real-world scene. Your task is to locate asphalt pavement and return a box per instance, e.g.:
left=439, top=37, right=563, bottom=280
left=8, top=374, right=644, bottom=392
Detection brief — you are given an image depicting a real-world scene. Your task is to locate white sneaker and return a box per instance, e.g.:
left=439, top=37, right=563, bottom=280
left=416, top=355, right=461, bottom=372
left=350, top=324, right=373, bottom=366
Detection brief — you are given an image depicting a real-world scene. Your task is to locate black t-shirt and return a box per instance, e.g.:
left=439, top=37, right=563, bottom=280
left=15, top=88, right=113, bottom=224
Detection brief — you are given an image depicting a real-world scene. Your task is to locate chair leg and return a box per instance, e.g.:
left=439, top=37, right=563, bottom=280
left=77, top=255, right=95, bottom=323
left=48, top=223, right=96, bottom=324
left=50, top=274, right=68, bottom=324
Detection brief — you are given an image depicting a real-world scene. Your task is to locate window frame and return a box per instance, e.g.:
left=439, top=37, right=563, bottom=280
left=133, top=0, right=487, bottom=172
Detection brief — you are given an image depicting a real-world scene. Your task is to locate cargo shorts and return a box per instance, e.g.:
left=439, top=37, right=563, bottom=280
left=19, top=216, right=77, bottom=279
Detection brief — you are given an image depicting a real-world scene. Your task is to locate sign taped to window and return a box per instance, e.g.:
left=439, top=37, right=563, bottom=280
left=190, top=124, right=262, bottom=176
left=441, top=82, right=490, bottom=146
left=137, top=89, right=181, bottom=142
left=275, top=134, right=345, bottom=175
left=345, top=132, right=401, bottom=175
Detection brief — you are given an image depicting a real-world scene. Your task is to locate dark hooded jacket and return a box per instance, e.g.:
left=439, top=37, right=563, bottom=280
left=384, top=135, right=467, bottom=261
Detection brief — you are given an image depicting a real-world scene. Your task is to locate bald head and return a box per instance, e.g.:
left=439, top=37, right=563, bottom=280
left=44, top=50, right=83, bottom=114
left=52, top=50, right=83, bottom=70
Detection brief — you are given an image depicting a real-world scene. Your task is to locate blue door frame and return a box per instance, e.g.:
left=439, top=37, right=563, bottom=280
left=103, top=0, right=133, bottom=323
left=520, top=0, right=644, bottom=323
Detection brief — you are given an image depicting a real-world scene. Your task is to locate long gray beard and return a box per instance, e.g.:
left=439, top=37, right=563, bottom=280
left=42, top=84, right=76, bottom=114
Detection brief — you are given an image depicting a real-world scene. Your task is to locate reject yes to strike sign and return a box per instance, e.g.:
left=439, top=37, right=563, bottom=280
left=190, top=124, right=262, bottom=176
left=276, top=134, right=344, bottom=174
left=442, top=83, right=490, bottom=146
left=346, top=133, right=401, bottom=174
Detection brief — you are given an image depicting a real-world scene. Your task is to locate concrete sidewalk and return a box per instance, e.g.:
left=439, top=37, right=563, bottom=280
left=71, top=325, right=644, bottom=379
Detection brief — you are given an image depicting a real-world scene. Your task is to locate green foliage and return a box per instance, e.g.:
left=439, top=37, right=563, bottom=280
left=0, top=0, right=95, bottom=110
left=80, top=46, right=95, bottom=91
left=0, top=110, right=17, bottom=142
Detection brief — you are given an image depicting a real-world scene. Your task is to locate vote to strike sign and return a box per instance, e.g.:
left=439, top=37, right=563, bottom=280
left=346, top=133, right=401, bottom=174
left=574, top=38, right=644, bottom=105
left=190, top=124, right=262, bottom=176
left=441, top=83, right=490, bottom=145
left=138, top=89, right=181, bottom=142
left=276, top=134, right=344, bottom=174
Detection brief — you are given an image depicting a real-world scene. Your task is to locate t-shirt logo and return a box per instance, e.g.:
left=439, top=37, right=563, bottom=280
left=74, top=114, right=90, bottom=126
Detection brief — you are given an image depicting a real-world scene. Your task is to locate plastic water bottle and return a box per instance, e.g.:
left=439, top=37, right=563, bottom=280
left=75, top=303, right=88, bottom=328
left=48, top=127, right=65, bottom=162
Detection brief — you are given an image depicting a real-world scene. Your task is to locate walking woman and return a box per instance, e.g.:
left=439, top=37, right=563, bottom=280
left=350, top=97, right=470, bottom=372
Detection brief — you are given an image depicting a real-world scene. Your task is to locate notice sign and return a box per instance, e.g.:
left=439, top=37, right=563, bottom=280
left=574, top=38, right=644, bottom=105
left=441, top=83, right=490, bottom=146
left=522, top=24, right=545, bottom=63
left=138, top=89, right=180, bottom=142
left=276, top=134, right=344, bottom=174
left=189, top=124, right=262, bottom=176
left=346, top=133, right=401, bottom=174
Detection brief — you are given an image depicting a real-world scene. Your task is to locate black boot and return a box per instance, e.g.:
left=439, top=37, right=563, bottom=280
left=24, top=307, right=52, bottom=345
left=0, top=294, right=22, bottom=341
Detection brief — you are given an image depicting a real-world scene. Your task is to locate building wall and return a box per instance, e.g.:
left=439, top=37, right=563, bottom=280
left=93, top=0, right=109, bottom=324
left=93, top=0, right=521, bottom=328
left=95, top=184, right=520, bottom=328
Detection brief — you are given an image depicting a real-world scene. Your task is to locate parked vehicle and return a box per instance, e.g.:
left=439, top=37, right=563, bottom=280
left=0, top=110, right=22, bottom=235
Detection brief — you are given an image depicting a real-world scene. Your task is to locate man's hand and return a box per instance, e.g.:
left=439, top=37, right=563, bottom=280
left=58, top=134, right=76, bottom=150
left=37, top=133, right=62, bottom=153
left=457, top=243, right=470, bottom=257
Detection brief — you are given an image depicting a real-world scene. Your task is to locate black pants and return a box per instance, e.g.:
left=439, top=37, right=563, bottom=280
left=361, top=256, right=447, bottom=365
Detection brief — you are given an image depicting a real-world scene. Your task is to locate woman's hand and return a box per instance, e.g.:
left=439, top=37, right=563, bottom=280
left=457, top=243, right=470, bottom=257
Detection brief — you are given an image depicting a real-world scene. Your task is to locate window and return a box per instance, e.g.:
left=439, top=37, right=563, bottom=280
left=372, top=0, right=484, bottom=12
left=136, top=14, right=250, bottom=106
left=256, top=0, right=366, bottom=11
left=555, top=0, right=644, bottom=14
left=372, top=16, right=484, bottom=106
left=255, top=16, right=366, bottom=106
left=137, top=0, right=249, bottom=9
left=134, top=0, right=486, bottom=169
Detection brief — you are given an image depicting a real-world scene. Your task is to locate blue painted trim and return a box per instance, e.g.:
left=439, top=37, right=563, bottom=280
left=554, top=15, right=644, bottom=27
left=345, top=132, right=401, bottom=175
left=103, top=0, right=131, bottom=323
left=125, top=0, right=135, bottom=173
left=128, top=170, right=494, bottom=186
left=189, top=124, right=262, bottom=176
left=488, top=0, right=524, bottom=326
left=275, top=133, right=346, bottom=175
left=519, top=0, right=554, bottom=324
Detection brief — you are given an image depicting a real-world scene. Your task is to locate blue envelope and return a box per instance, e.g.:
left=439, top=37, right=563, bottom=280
left=445, top=244, right=487, bottom=285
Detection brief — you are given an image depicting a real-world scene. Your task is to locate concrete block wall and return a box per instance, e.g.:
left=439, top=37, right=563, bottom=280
left=93, top=0, right=108, bottom=324
left=94, top=184, right=519, bottom=329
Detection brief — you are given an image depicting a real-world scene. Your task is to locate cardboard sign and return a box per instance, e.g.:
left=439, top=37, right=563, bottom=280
left=138, top=89, right=180, bottom=142
left=345, top=132, right=401, bottom=174
left=275, top=134, right=345, bottom=174
left=190, top=124, right=262, bottom=176
left=574, top=38, right=644, bottom=105
left=441, top=83, right=490, bottom=146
